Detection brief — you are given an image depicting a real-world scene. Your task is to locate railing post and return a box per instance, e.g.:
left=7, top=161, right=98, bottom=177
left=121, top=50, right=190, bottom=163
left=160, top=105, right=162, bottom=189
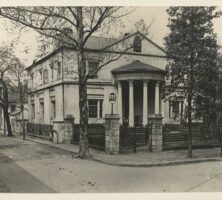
left=52, top=120, right=65, bottom=143
left=64, top=115, right=75, bottom=144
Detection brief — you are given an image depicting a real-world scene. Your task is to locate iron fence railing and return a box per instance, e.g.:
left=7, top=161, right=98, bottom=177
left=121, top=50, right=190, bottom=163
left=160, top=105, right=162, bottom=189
left=73, top=124, right=105, bottom=151
left=163, top=122, right=221, bottom=149
left=27, top=122, right=53, bottom=139
left=119, top=125, right=149, bottom=153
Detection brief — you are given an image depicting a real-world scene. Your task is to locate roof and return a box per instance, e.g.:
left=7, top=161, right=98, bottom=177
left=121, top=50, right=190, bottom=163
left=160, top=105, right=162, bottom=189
left=84, top=36, right=118, bottom=50
left=103, top=32, right=166, bottom=53
left=26, top=36, right=118, bottom=71
left=112, top=60, right=165, bottom=74
left=26, top=32, right=166, bottom=71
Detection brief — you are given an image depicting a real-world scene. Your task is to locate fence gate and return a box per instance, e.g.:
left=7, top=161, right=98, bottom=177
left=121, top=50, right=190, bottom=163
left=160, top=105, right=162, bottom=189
left=119, top=125, right=149, bottom=153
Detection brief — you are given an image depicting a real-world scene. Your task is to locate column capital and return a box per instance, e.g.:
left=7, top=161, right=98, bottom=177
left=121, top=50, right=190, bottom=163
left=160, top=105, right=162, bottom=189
left=155, top=81, right=161, bottom=85
left=143, top=80, right=149, bottom=86
left=129, top=80, right=134, bottom=87
left=117, top=81, right=122, bottom=87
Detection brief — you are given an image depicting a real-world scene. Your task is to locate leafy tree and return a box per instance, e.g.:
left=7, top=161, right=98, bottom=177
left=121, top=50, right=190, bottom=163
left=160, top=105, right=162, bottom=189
left=10, top=58, right=27, bottom=140
left=215, top=56, right=222, bottom=155
left=0, top=45, right=21, bottom=136
left=164, top=7, right=221, bottom=158
left=0, top=7, right=150, bottom=158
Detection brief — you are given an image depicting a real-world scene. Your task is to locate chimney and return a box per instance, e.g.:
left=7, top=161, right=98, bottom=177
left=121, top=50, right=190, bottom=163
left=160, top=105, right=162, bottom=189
left=53, top=28, right=73, bottom=50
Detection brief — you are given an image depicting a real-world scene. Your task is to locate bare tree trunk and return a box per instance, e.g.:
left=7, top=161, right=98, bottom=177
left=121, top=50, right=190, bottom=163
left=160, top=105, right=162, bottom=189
left=77, top=7, right=90, bottom=158
left=21, top=106, right=25, bottom=140
left=4, top=107, right=13, bottom=136
left=187, top=93, right=192, bottom=158
left=19, top=81, right=26, bottom=140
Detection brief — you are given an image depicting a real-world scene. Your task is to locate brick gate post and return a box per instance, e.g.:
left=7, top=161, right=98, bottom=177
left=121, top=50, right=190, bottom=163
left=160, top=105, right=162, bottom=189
left=52, top=120, right=64, bottom=144
left=64, top=115, right=75, bottom=144
left=148, top=114, right=163, bottom=152
left=104, top=114, right=120, bottom=155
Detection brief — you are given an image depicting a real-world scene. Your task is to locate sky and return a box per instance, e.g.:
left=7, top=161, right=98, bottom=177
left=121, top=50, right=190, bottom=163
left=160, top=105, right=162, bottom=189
left=0, top=6, right=222, bottom=67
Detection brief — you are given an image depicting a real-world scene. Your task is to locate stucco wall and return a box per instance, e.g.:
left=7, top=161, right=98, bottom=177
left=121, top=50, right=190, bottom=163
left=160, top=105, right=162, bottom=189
left=26, top=33, right=168, bottom=126
left=64, top=84, right=79, bottom=122
left=64, top=83, right=117, bottom=124
left=27, top=51, right=63, bottom=90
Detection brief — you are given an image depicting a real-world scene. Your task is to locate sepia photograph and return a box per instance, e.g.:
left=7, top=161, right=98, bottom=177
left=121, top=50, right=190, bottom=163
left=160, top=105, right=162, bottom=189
left=1, top=1, right=222, bottom=196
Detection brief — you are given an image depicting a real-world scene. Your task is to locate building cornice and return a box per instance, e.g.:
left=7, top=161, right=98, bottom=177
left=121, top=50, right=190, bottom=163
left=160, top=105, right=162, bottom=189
left=27, top=79, right=114, bottom=94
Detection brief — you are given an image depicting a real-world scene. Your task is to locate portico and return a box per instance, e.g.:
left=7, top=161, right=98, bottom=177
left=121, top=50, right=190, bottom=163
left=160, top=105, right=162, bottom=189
left=112, top=60, right=165, bottom=127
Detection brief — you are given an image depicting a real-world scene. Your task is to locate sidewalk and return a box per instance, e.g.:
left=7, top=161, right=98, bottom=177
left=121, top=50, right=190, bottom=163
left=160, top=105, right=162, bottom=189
left=16, top=134, right=222, bottom=167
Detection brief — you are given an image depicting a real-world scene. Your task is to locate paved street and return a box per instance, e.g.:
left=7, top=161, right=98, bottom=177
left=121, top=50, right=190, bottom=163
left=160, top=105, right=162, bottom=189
left=1, top=136, right=222, bottom=192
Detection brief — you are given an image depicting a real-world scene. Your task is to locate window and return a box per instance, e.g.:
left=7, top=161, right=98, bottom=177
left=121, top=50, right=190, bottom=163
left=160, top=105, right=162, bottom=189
left=88, top=100, right=97, bottom=118
left=99, top=100, right=103, bottom=118
left=43, top=69, right=49, bottom=84
left=50, top=98, right=56, bottom=119
left=31, top=101, right=35, bottom=119
left=57, top=62, right=62, bottom=78
left=10, top=104, right=16, bottom=113
left=172, top=101, right=179, bottom=113
left=133, top=35, right=142, bottom=52
left=30, top=74, right=34, bottom=87
left=39, top=99, right=44, bottom=121
left=39, top=69, right=43, bottom=81
left=50, top=64, right=54, bottom=80
left=88, top=61, right=99, bottom=79
left=88, top=99, right=103, bottom=118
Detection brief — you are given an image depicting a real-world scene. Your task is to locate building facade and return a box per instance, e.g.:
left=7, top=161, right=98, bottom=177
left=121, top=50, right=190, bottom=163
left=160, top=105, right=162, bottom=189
left=26, top=32, right=185, bottom=127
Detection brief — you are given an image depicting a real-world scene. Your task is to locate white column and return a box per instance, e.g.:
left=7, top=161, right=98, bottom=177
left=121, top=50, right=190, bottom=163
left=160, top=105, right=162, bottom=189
left=129, top=80, right=134, bottom=127
left=143, top=80, right=148, bottom=126
left=155, top=81, right=160, bottom=114
left=117, top=81, right=123, bottom=124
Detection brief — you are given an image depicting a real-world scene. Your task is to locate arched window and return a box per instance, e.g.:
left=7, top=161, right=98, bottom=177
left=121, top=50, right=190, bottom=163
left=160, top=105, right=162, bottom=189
left=133, top=35, right=142, bottom=52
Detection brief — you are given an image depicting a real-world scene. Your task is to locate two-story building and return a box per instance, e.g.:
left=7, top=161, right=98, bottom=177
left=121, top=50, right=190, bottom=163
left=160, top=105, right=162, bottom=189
left=26, top=32, right=185, bottom=129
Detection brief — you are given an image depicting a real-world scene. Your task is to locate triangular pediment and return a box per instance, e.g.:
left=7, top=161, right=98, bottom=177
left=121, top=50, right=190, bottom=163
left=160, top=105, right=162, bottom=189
left=102, top=32, right=166, bottom=57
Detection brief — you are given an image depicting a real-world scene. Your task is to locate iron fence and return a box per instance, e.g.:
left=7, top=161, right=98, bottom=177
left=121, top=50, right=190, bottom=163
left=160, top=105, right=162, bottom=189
left=27, top=123, right=53, bottom=140
left=119, top=125, right=149, bottom=153
left=73, top=124, right=105, bottom=151
left=163, top=122, right=220, bottom=150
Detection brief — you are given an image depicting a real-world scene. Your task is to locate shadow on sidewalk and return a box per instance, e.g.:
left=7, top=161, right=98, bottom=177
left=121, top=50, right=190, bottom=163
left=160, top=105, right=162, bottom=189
left=0, top=151, right=56, bottom=193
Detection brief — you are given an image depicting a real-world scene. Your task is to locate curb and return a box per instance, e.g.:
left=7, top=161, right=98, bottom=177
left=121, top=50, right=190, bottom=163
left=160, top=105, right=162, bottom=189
left=91, top=157, right=222, bottom=168
left=16, top=136, right=78, bottom=155
left=14, top=135, right=222, bottom=168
